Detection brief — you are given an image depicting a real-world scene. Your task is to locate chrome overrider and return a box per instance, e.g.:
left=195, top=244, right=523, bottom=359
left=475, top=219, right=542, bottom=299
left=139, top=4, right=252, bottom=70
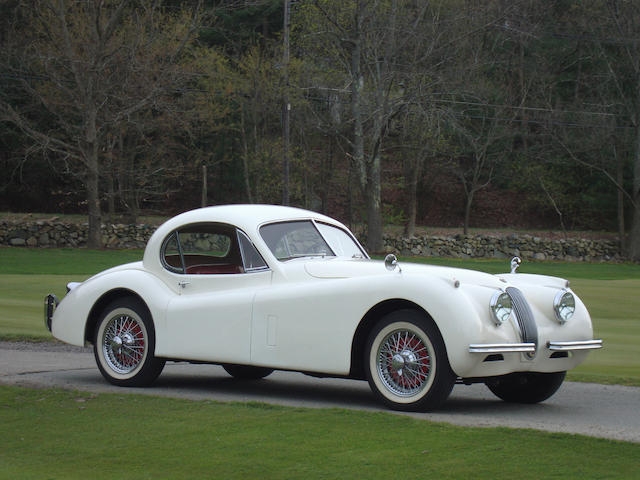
left=44, top=294, right=58, bottom=332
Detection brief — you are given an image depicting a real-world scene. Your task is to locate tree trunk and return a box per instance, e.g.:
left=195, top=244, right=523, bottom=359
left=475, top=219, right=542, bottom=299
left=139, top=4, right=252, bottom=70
left=366, top=151, right=383, bottom=252
left=629, top=118, right=640, bottom=260
left=106, top=166, right=115, bottom=223
left=351, top=39, right=365, bottom=194
left=85, top=106, right=102, bottom=249
left=86, top=151, right=102, bottom=248
left=239, top=107, right=254, bottom=203
left=404, top=156, right=422, bottom=237
left=616, top=143, right=625, bottom=254
left=350, top=24, right=381, bottom=249
left=463, top=190, right=474, bottom=236
left=201, top=164, right=208, bottom=207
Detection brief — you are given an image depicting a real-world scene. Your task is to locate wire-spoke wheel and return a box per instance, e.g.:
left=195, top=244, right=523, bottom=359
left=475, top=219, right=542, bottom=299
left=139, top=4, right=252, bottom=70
left=365, top=310, right=455, bottom=411
left=94, top=297, right=165, bottom=387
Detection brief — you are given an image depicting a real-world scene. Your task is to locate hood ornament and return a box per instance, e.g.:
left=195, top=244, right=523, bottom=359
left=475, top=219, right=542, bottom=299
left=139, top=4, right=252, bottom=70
left=510, top=256, right=521, bottom=274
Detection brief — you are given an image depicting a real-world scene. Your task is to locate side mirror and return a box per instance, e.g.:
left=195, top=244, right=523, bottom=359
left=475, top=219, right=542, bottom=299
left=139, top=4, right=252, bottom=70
left=384, top=254, right=402, bottom=273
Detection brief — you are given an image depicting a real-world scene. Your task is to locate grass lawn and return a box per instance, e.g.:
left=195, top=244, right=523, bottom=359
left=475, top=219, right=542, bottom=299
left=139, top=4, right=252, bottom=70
left=0, top=386, right=638, bottom=479
left=0, top=248, right=144, bottom=341
left=1, top=247, right=639, bottom=385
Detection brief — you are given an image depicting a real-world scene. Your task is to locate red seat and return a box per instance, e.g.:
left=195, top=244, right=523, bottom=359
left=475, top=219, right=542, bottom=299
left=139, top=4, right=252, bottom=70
left=185, top=264, right=244, bottom=275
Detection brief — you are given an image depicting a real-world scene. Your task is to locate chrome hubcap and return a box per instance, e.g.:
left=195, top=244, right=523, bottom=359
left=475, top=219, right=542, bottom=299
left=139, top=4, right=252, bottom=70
left=377, top=329, right=432, bottom=397
left=102, top=313, right=146, bottom=375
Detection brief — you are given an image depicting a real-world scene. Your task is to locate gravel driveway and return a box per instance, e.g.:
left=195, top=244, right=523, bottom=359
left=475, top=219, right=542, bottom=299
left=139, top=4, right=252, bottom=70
left=2, top=341, right=638, bottom=443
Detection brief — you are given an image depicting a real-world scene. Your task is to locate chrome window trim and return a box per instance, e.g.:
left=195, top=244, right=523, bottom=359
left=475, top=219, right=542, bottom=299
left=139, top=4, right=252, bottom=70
left=160, top=231, right=186, bottom=274
left=236, top=229, right=270, bottom=273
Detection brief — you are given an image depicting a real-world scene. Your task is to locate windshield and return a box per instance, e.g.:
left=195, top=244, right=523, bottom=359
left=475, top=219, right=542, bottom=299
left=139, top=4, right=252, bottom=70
left=260, top=221, right=333, bottom=261
left=315, top=222, right=366, bottom=258
left=260, top=220, right=366, bottom=261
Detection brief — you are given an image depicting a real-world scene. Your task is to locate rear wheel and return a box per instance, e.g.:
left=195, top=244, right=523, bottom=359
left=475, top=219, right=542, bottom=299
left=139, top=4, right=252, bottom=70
left=365, top=309, right=455, bottom=411
left=223, top=364, right=273, bottom=380
left=485, top=371, right=566, bottom=404
left=93, top=297, right=165, bottom=387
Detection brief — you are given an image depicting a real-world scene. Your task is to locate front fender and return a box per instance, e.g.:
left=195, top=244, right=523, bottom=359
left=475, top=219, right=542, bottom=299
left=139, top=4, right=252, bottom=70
left=369, top=274, right=511, bottom=377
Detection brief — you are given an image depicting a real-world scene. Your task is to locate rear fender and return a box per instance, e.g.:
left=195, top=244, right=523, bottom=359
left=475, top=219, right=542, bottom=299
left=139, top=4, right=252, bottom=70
left=51, top=269, right=173, bottom=354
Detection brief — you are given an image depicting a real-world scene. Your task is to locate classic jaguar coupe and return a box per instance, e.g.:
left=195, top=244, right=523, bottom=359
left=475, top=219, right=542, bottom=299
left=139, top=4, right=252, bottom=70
left=45, top=205, right=602, bottom=411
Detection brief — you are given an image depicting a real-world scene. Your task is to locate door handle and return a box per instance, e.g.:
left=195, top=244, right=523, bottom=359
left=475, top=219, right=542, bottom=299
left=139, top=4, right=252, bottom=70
left=178, top=281, right=190, bottom=289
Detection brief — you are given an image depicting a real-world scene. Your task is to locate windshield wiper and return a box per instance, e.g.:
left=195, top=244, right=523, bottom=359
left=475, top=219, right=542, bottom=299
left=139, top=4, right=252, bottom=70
left=280, top=253, right=333, bottom=261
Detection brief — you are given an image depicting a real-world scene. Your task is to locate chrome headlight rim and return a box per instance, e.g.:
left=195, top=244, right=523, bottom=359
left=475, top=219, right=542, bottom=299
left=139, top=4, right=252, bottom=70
left=490, top=290, right=512, bottom=326
left=553, top=289, right=575, bottom=324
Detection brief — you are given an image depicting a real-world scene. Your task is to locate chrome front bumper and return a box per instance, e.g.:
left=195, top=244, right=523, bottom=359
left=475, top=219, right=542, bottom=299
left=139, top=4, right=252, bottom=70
left=44, top=294, right=58, bottom=332
left=469, top=343, right=536, bottom=354
left=469, top=339, right=602, bottom=354
left=547, top=340, right=603, bottom=351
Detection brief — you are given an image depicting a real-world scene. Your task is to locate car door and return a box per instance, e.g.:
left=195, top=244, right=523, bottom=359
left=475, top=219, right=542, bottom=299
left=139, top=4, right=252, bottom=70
left=248, top=220, right=369, bottom=375
left=250, top=273, right=366, bottom=375
left=162, top=224, right=272, bottom=363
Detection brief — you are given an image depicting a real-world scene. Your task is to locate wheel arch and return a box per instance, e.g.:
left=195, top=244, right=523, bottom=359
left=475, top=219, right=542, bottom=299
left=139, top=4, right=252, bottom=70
left=349, top=299, right=446, bottom=379
left=84, top=289, right=151, bottom=344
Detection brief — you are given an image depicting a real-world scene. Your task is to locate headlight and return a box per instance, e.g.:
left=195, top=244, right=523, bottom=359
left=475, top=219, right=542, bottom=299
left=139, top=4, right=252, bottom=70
left=554, top=290, right=575, bottom=324
left=490, top=291, right=512, bottom=326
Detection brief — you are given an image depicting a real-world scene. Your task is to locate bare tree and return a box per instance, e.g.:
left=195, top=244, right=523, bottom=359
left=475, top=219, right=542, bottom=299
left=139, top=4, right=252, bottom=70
left=0, top=1, right=203, bottom=246
left=295, top=0, right=440, bottom=251
left=445, top=104, right=512, bottom=234
left=397, top=104, right=445, bottom=237
left=596, top=0, right=640, bottom=260
left=546, top=0, right=640, bottom=258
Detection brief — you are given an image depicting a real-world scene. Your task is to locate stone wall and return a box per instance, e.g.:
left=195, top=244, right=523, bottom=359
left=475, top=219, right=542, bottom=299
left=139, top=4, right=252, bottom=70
left=0, top=219, right=622, bottom=261
left=382, top=233, right=621, bottom=262
left=0, top=220, right=156, bottom=249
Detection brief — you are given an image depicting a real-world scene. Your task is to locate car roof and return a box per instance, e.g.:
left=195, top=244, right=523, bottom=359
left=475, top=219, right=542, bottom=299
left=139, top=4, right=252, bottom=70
left=142, top=204, right=350, bottom=270
left=157, top=204, right=344, bottom=233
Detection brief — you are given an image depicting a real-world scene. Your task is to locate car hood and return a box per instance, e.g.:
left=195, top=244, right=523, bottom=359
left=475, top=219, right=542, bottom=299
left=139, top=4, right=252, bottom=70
left=304, top=258, right=505, bottom=289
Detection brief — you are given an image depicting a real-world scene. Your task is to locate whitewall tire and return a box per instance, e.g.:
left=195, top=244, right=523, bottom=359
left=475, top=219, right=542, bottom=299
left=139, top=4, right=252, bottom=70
left=93, top=297, right=165, bottom=387
left=365, top=310, right=455, bottom=411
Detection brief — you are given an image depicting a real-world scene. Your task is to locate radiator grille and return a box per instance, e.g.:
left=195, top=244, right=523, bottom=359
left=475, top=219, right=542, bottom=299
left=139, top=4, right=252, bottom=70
left=506, top=287, right=538, bottom=352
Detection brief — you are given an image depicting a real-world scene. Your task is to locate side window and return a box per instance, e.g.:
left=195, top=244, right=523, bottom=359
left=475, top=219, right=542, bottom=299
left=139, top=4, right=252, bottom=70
left=161, top=223, right=244, bottom=275
left=237, top=231, right=268, bottom=271
left=178, top=231, right=231, bottom=258
left=163, top=232, right=184, bottom=273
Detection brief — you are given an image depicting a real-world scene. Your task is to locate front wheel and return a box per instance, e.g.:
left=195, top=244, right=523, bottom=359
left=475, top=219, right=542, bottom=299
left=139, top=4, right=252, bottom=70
left=485, top=371, right=566, bottom=404
left=365, top=310, right=455, bottom=411
left=93, top=297, right=165, bottom=387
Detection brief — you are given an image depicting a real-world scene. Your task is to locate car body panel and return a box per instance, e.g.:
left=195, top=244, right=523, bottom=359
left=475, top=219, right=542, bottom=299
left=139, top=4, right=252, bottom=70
left=48, top=204, right=600, bottom=386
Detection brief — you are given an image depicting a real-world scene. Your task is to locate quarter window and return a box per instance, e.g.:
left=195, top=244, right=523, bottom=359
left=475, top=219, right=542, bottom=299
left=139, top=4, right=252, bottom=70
left=161, top=223, right=244, bottom=275
left=238, top=231, right=268, bottom=271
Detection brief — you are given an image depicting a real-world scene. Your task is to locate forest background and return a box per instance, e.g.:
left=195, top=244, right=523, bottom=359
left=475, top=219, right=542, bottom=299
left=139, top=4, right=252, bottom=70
left=1, top=0, right=639, bottom=260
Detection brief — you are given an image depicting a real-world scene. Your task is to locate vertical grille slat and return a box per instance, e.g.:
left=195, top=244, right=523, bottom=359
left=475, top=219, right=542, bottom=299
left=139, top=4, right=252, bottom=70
left=506, top=287, right=538, bottom=351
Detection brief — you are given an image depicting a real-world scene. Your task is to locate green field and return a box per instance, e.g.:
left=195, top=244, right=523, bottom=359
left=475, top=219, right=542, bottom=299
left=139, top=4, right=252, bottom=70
left=1, top=247, right=639, bottom=385
left=0, top=386, right=638, bottom=479
left=1, top=247, right=638, bottom=474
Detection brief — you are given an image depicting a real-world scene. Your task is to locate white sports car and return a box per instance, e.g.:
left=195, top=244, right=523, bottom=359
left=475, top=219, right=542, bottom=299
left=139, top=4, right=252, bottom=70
left=45, top=205, right=602, bottom=411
